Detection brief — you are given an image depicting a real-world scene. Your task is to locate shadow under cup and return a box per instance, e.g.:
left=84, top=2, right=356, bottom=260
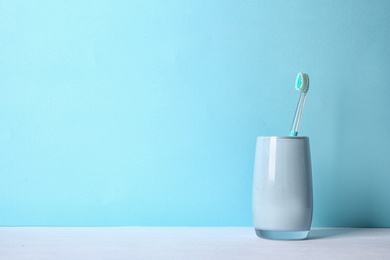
left=252, top=136, right=313, bottom=240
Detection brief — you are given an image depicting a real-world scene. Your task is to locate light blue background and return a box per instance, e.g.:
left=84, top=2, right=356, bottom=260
left=1, top=0, right=390, bottom=227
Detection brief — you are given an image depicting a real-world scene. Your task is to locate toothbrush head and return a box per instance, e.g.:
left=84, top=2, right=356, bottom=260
left=295, top=73, right=310, bottom=93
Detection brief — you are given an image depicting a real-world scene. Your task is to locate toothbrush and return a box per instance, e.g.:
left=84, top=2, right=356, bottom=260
left=289, top=73, right=310, bottom=136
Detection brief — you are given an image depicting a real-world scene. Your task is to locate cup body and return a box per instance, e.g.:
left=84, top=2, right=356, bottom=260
left=252, top=136, right=313, bottom=240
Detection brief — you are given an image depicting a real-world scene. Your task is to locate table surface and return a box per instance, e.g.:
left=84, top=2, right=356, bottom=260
left=1, top=227, right=389, bottom=259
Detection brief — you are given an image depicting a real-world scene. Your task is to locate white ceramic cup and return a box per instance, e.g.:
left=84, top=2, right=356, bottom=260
left=252, top=136, right=313, bottom=240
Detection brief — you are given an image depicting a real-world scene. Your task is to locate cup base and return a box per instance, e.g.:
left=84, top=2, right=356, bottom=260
left=255, top=229, right=310, bottom=240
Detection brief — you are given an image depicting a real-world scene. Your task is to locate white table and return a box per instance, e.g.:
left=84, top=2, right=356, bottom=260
left=1, top=227, right=389, bottom=259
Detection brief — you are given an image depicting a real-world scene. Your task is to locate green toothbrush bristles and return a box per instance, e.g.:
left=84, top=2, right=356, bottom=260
left=295, top=73, right=309, bottom=93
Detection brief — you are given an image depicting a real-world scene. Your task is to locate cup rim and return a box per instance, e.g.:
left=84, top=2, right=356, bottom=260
left=256, top=136, right=309, bottom=139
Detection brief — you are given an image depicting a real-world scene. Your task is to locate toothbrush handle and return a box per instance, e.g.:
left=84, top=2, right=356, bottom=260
left=289, top=93, right=307, bottom=136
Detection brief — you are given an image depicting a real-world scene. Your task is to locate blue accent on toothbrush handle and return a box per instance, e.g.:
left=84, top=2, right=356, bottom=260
left=289, top=130, right=298, bottom=136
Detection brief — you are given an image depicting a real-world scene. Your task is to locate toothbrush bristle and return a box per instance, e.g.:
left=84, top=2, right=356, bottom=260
left=295, top=73, right=309, bottom=93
